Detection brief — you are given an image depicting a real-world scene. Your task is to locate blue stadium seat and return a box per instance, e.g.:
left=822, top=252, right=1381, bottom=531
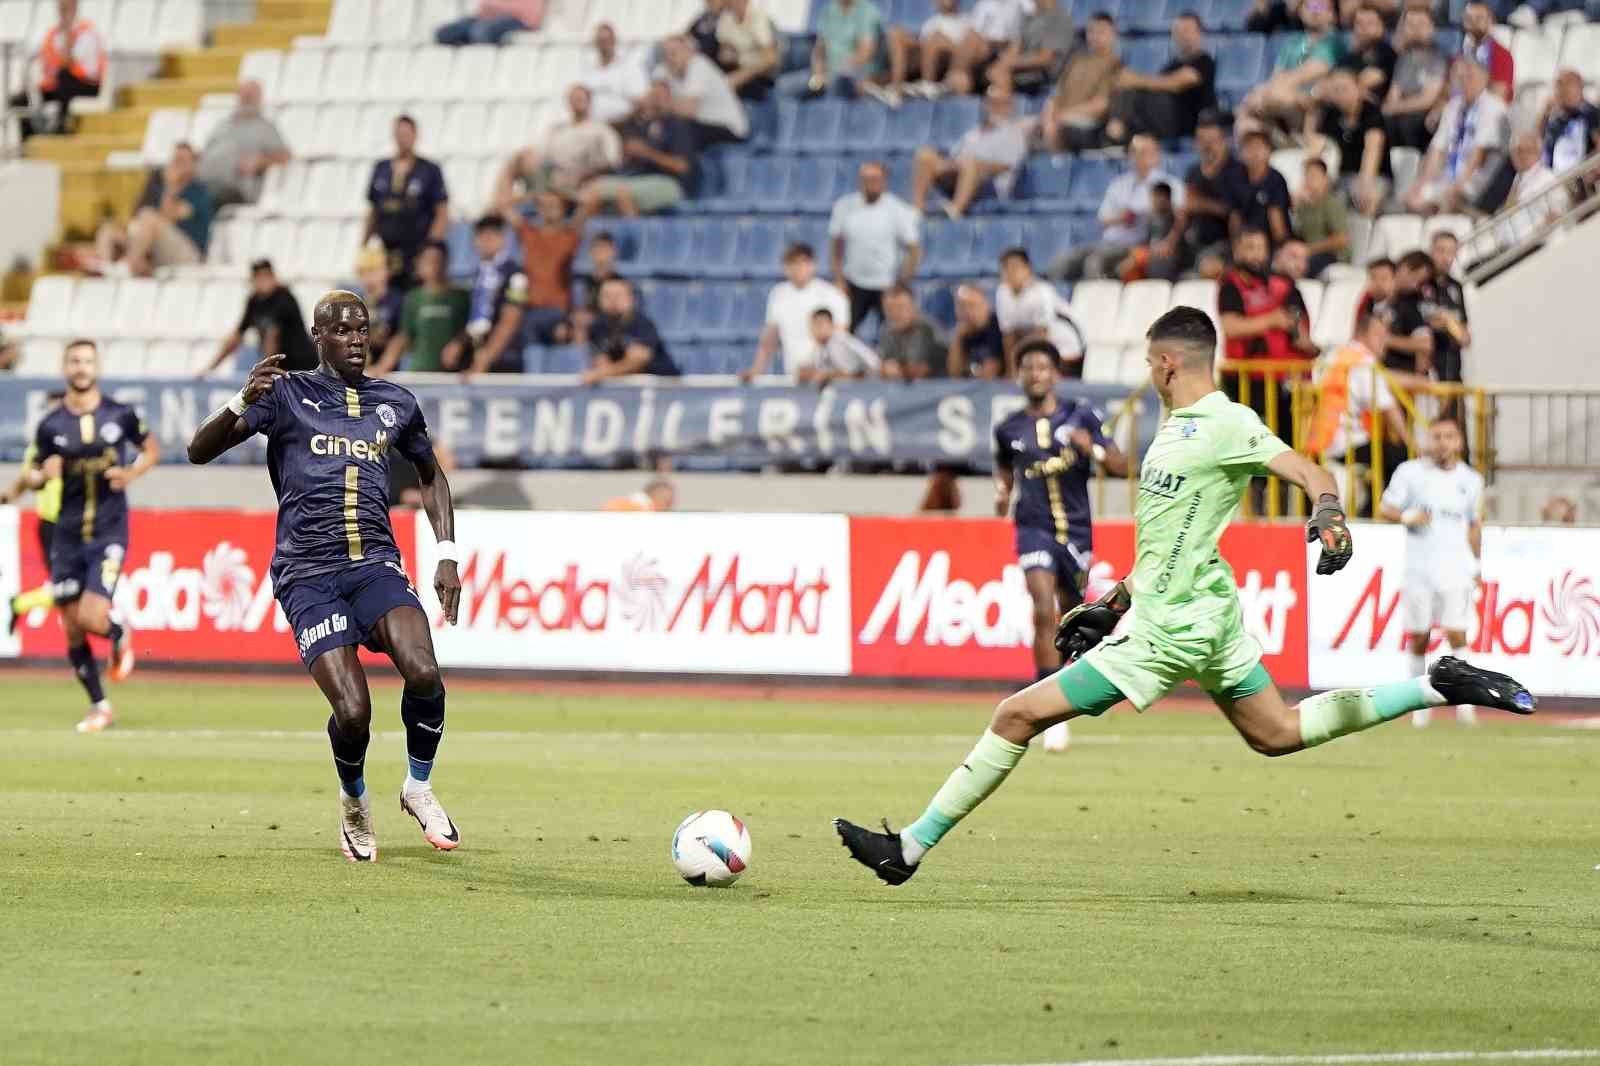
left=885, top=153, right=915, bottom=198
left=789, top=155, right=843, bottom=212
left=541, top=345, right=587, bottom=375
left=784, top=217, right=830, bottom=256
left=1446, top=0, right=1468, bottom=23
left=973, top=218, right=1028, bottom=269
left=445, top=220, right=476, bottom=281
left=1209, top=0, right=1255, bottom=31
left=775, top=98, right=801, bottom=150
left=726, top=282, right=766, bottom=340
left=734, top=218, right=786, bottom=280
left=1214, top=35, right=1266, bottom=98
left=637, top=280, right=689, bottom=335
left=1068, top=158, right=1118, bottom=214
left=1434, top=29, right=1463, bottom=55
left=884, top=98, right=935, bottom=151
left=683, top=283, right=733, bottom=343
left=635, top=218, right=696, bottom=276
left=519, top=344, right=547, bottom=374
left=1124, top=0, right=1178, bottom=36
left=914, top=281, right=956, bottom=331
left=840, top=100, right=891, bottom=151
left=1123, top=37, right=1172, bottom=74
left=1020, top=154, right=1074, bottom=202
left=793, top=98, right=846, bottom=152
left=921, top=219, right=976, bottom=279
left=781, top=33, right=814, bottom=74
left=727, top=155, right=790, bottom=212
left=690, top=219, right=741, bottom=280
left=931, top=96, right=980, bottom=147
left=700, top=151, right=751, bottom=214
left=746, top=96, right=780, bottom=148
left=1024, top=224, right=1076, bottom=274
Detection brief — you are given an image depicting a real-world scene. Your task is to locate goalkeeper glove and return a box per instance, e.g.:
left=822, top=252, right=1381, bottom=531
left=1306, top=492, right=1354, bottom=575
left=1054, top=581, right=1132, bottom=663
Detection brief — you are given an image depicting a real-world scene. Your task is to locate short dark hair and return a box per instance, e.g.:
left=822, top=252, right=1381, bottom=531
left=1234, top=225, right=1270, bottom=246
left=1174, top=12, right=1203, bottom=29
left=63, top=338, right=97, bottom=356
left=1146, top=306, right=1217, bottom=364
left=474, top=214, right=506, bottom=233
left=1195, top=108, right=1228, bottom=132
left=1239, top=128, right=1272, bottom=149
left=591, top=230, right=616, bottom=246
left=1015, top=336, right=1062, bottom=368
left=999, top=246, right=1030, bottom=267
left=1089, top=11, right=1116, bottom=27
left=1430, top=414, right=1464, bottom=430
left=1151, top=181, right=1172, bottom=198
left=1354, top=2, right=1383, bottom=19
left=783, top=242, right=815, bottom=263
left=396, top=113, right=416, bottom=129
left=418, top=239, right=448, bottom=260
left=249, top=257, right=274, bottom=274
left=811, top=307, right=834, bottom=323
left=1398, top=249, right=1433, bottom=274
left=1305, top=157, right=1329, bottom=176
left=1367, top=256, right=1394, bottom=272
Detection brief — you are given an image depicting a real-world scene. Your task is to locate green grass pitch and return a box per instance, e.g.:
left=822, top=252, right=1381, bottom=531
left=4, top=673, right=1598, bottom=1066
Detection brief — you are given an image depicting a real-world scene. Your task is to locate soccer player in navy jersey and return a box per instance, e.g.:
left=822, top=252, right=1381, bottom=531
left=187, top=291, right=463, bottom=863
left=28, top=340, right=157, bottom=733
left=993, top=337, right=1128, bottom=748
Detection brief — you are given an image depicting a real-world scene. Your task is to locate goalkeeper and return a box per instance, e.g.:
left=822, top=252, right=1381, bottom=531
left=834, top=306, right=1535, bottom=886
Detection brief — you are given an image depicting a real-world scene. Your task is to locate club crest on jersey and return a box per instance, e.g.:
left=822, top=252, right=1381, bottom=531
left=100, top=421, right=122, bottom=444
left=1054, top=424, right=1073, bottom=447
left=1180, top=422, right=1198, bottom=439
left=376, top=403, right=397, bottom=429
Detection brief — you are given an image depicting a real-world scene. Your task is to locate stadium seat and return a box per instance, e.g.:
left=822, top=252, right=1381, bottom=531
left=920, top=219, right=975, bottom=279
left=112, top=0, right=160, bottom=51
left=372, top=0, right=418, bottom=44
left=1560, top=24, right=1600, bottom=82
left=1215, top=34, right=1266, bottom=97
left=637, top=280, right=688, bottom=334
left=931, top=97, right=980, bottom=147
left=1370, top=213, right=1425, bottom=259
left=914, top=281, right=956, bottom=330
left=1170, top=278, right=1220, bottom=339
left=1023, top=222, right=1075, bottom=273
left=1080, top=344, right=1123, bottom=384
left=726, top=155, right=789, bottom=213
left=17, top=339, right=61, bottom=376
left=767, top=0, right=809, bottom=33
left=1512, top=27, right=1564, bottom=90
left=725, top=282, right=767, bottom=339
left=733, top=218, right=786, bottom=280
left=156, top=0, right=205, bottom=50
left=1295, top=279, right=1325, bottom=329
left=110, top=278, right=161, bottom=339
left=1019, top=154, right=1074, bottom=209
left=106, top=339, right=151, bottom=377
left=139, top=107, right=191, bottom=167
left=1424, top=214, right=1474, bottom=243
left=1389, top=147, right=1422, bottom=201
left=1111, top=280, right=1172, bottom=344
left=326, top=0, right=374, bottom=42
left=840, top=101, right=891, bottom=152
left=147, top=340, right=194, bottom=375
left=884, top=99, right=935, bottom=152
left=438, top=101, right=492, bottom=156
left=1070, top=279, right=1123, bottom=346
left=277, top=48, right=328, bottom=104
left=792, top=99, right=845, bottom=152
left=1313, top=277, right=1364, bottom=348
left=1068, top=158, right=1117, bottom=214
left=150, top=279, right=205, bottom=341
left=23, top=275, right=78, bottom=336
left=1123, top=37, right=1172, bottom=74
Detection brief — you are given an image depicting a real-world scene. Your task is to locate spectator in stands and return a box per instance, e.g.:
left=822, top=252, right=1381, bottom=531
left=194, top=80, right=290, bottom=208
left=365, top=114, right=448, bottom=289
left=1218, top=226, right=1317, bottom=438
left=1304, top=67, right=1391, bottom=217
left=1293, top=158, right=1351, bottom=277
left=575, top=81, right=698, bottom=221
left=1354, top=255, right=1395, bottom=324
left=1161, top=111, right=1245, bottom=280
left=1382, top=6, right=1447, bottom=152
left=783, top=0, right=883, bottom=97
left=572, top=232, right=622, bottom=346
left=687, top=0, right=725, bottom=60
left=1240, top=0, right=1344, bottom=135
left=1103, top=13, right=1216, bottom=146
left=435, top=0, right=543, bottom=45
left=1272, top=237, right=1311, bottom=280
left=909, top=85, right=1029, bottom=220
left=942, top=0, right=1034, bottom=97
left=494, top=86, right=621, bottom=211
left=658, top=34, right=749, bottom=147
left=877, top=283, right=945, bottom=381
left=200, top=259, right=314, bottom=377
left=95, top=142, right=214, bottom=277
left=580, top=23, right=648, bottom=123
left=997, top=248, right=1083, bottom=376
left=350, top=245, right=404, bottom=352
left=745, top=242, right=851, bottom=381
left=1424, top=231, right=1470, bottom=384
left=583, top=278, right=681, bottom=383
left=505, top=191, right=582, bottom=344
left=1115, top=181, right=1178, bottom=281
left=603, top=477, right=676, bottom=512
left=374, top=242, right=469, bottom=374
left=1229, top=130, right=1293, bottom=248
left=1403, top=57, right=1509, bottom=216
left=1459, top=1, right=1513, bottom=103
left=716, top=0, right=779, bottom=100
left=873, top=0, right=967, bottom=105
left=9, top=0, right=105, bottom=139
left=1541, top=69, right=1600, bottom=176
left=442, top=215, right=528, bottom=379
left=829, top=160, right=922, bottom=332
left=799, top=308, right=882, bottom=385
left=986, top=0, right=1075, bottom=96
left=1052, top=134, right=1182, bottom=281
left=1038, top=12, right=1121, bottom=151
left=1306, top=310, right=1410, bottom=502
left=947, top=284, right=1006, bottom=379
left=1381, top=249, right=1434, bottom=375
left=1246, top=0, right=1302, bottom=35
left=1489, top=130, right=1570, bottom=237
left=1337, top=3, right=1396, bottom=101
left=0, top=328, right=15, bottom=372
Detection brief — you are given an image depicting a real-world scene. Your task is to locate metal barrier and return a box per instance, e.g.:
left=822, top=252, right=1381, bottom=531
left=1463, top=148, right=1600, bottom=285
left=1489, top=386, right=1600, bottom=473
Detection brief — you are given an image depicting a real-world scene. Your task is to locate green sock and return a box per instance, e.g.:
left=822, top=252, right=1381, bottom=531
left=905, top=730, right=1028, bottom=851
left=12, top=584, right=53, bottom=614
left=1298, top=678, right=1445, bottom=749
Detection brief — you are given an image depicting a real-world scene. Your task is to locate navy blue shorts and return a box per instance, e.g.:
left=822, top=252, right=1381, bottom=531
left=1015, top=526, right=1091, bottom=605
left=277, top=561, right=423, bottom=668
left=49, top=534, right=127, bottom=604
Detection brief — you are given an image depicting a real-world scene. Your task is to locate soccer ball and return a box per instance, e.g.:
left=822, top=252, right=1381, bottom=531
left=671, top=810, right=752, bottom=887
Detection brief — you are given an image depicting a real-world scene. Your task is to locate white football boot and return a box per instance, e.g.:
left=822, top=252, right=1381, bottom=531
left=75, top=700, right=114, bottom=733
left=400, top=783, right=460, bottom=851
left=339, top=791, right=377, bottom=863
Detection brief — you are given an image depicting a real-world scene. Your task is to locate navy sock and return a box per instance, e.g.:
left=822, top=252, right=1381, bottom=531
left=400, top=682, right=446, bottom=782
left=326, top=714, right=369, bottom=798
left=105, top=619, right=124, bottom=644
left=68, top=643, right=105, bottom=704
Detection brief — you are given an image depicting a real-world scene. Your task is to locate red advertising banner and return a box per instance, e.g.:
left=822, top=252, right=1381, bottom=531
left=849, top=517, right=1309, bottom=686
left=15, top=509, right=417, bottom=665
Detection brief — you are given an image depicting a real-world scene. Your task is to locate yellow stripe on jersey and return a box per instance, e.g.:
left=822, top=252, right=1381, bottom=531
left=345, top=387, right=361, bottom=419
left=78, top=413, right=94, bottom=444
left=81, top=466, right=96, bottom=543
left=343, top=464, right=364, bottom=561
left=1036, top=417, right=1069, bottom=545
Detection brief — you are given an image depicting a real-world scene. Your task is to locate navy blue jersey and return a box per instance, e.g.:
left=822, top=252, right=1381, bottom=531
left=244, top=370, right=435, bottom=588
left=994, top=399, right=1110, bottom=550
left=33, top=398, right=148, bottom=545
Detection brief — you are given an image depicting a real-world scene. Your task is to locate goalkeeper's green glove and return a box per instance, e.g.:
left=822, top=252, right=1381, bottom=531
left=1054, top=580, right=1132, bottom=663
left=1306, top=492, right=1354, bottom=575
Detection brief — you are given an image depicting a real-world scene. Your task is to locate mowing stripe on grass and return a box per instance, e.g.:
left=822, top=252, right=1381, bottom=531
left=976, top=1049, right=1600, bottom=1066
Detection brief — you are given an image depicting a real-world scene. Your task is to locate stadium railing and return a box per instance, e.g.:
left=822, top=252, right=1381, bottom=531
left=1463, top=148, right=1600, bottom=285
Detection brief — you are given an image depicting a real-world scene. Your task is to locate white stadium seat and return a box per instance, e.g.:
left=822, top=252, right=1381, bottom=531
left=1313, top=278, right=1365, bottom=349
left=487, top=100, right=538, bottom=151
left=373, top=0, right=419, bottom=44
left=493, top=45, right=546, bottom=99
left=111, top=277, right=162, bottom=338
left=238, top=50, right=283, bottom=102
left=1115, top=345, right=1148, bottom=388
left=112, top=0, right=161, bottom=52
left=1511, top=27, right=1563, bottom=90
left=199, top=280, right=250, bottom=339
left=1559, top=25, right=1600, bottom=83
left=155, top=0, right=204, bottom=49
left=1388, top=147, right=1421, bottom=202
left=438, top=100, right=491, bottom=156
left=255, top=159, right=307, bottom=214
left=23, top=275, right=79, bottom=336
left=189, top=102, right=233, bottom=150
left=1295, top=279, right=1324, bottom=329
left=368, top=45, right=420, bottom=101
left=278, top=48, right=329, bottom=104
left=105, top=338, right=151, bottom=377
left=320, top=46, right=372, bottom=104
left=407, top=101, right=449, bottom=152
left=1424, top=214, right=1473, bottom=244
left=272, top=103, right=319, bottom=154
left=1069, top=280, right=1122, bottom=347
left=19, top=340, right=62, bottom=376
left=327, top=0, right=375, bottom=43
left=1170, top=278, right=1218, bottom=319
left=766, top=0, right=810, bottom=34
left=140, top=107, right=191, bottom=165
left=1369, top=213, right=1424, bottom=260
left=1079, top=344, right=1122, bottom=385
left=445, top=45, right=504, bottom=101
left=316, top=102, right=364, bottom=158
left=147, top=340, right=195, bottom=375
left=0, top=2, right=36, bottom=48
left=71, top=279, right=117, bottom=338
left=534, top=43, right=586, bottom=97
left=151, top=278, right=205, bottom=340
left=1111, top=280, right=1171, bottom=344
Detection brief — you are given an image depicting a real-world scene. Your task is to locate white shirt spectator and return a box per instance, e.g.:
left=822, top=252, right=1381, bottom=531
left=1097, top=167, right=1184, bottom=245
left=1430, top=91, right=1510, bottom=189
left=544, top=118, right=622, bottom=184
left=811, top=330, right=882, bottom=377
left=1496, top=159, right=1569, bottom=244
left=996, top=278, right=1085, bottom=362
left=657, top=52, right=749, bottom=138
left=766, top=279, right=851, bottom=374
left=951, top=118, right=1030, bottom=197
left=580, top=50, right=649, bottom=123
left=829, top=192, right=921, bottom=291
left=969, top=0, right=1030, bottom=42
left=923, top=12, right=971, bottom=39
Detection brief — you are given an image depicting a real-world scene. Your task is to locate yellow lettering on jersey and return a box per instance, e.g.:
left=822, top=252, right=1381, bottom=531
left=343, top=464, right=364, bottom=561
left=345, top=387, right=360, bottom=419
left=1036, top=417, right=1069, bottom=545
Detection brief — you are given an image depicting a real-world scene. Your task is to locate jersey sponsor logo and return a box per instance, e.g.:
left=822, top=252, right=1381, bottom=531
left=376, top=403, right=398, bottom=429
left=52, top=434, right=67, bottom=448
left=66, top=449, right=118, bottom=476
left=297, top=611, right=349, bottom=653
left=1023, top=454, right=1080, bottom=479
left=310, top=430, right=389, bottom=462
left=1138, top=464, right=1189, bottom=500
left=857, top=549, right=1032, bottom=650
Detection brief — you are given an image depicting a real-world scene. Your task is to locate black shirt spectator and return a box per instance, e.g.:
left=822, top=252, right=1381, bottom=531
left=1104, top=16, right=1215, bottom=143
left=949, top=286, right=1006, bottom=378
left=1422, top=272, right=1469, bottom=383
left=1167, top=52, right=1217, bottom=133
left=199, top=260, right=314, bottom=375
left=687, top=1, right=722, bottom=63
left=366, top=116, right=449, bottom=284
left=1185, top=154, right=1246, bottom=252
left=583, top=278, right=680, bottom=383
left=1338, top=11, right=1398, bottom=100
left=614, top=107, right=700, bottom=194
left=1226, top=147, right=1292, bottom=246
left=1384, top=292, right=1429, bottom=373
left=1314, top=99, right=1393, bottom=180
left=1542, top=71, right=1600, bottom=174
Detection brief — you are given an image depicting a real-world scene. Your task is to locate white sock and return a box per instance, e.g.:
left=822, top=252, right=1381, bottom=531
left=403, top=774, right=431, bottom=794
left=900, top=830, right=927, bottom=865
left=1408, top=652, right=1426, bottom=679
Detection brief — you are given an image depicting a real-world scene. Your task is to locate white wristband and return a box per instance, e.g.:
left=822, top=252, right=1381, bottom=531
left=435, top=540, right=460, bottom=563
left=1091, top=444, right=1107, bottom=464
left=226, top=389, right=249, bottom=416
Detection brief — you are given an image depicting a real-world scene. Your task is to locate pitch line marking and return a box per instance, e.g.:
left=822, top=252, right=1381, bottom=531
left=973, top=1049, right=1600, bottom=1066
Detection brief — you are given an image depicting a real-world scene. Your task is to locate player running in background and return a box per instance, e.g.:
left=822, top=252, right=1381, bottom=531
left=187, top=292, right=463, bottom=863
left=1379, top=417, right=1485, bottom=727
left=835, top=307, right=1534, bottom=885
left=28, top=343, right=156, bottom=732
left=994, top=337, right=1127, bottom=751
left=3, top=390, right=64, bottom=633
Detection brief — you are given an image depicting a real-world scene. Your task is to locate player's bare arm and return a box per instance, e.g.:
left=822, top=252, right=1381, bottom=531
left=105, top=432, right=161, bottom=491
left=1070, top=426, right=1130, bottom=478
left=993, top=466, right=1013, bottom=516
left=414, top=451, right=460, bottom=625
left=187, top=354, right=287, bottom=464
